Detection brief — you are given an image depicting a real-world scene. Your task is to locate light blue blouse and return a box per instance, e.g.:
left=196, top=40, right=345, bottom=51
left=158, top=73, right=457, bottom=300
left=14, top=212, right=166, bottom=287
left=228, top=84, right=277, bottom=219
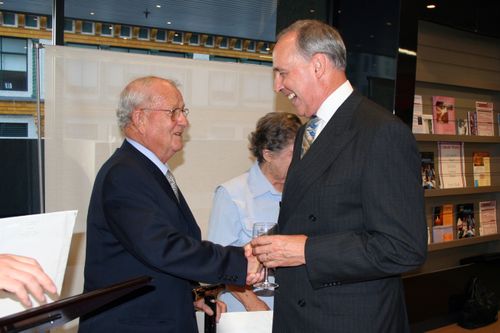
left=207, top=161, right=280, bottom=311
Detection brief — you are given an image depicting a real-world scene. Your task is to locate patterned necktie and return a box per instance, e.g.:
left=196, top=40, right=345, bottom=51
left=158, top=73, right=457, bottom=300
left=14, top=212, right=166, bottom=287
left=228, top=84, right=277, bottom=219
left=301, top=116, right=320, bottom=158
left=166, top=170, right=180, bottom=201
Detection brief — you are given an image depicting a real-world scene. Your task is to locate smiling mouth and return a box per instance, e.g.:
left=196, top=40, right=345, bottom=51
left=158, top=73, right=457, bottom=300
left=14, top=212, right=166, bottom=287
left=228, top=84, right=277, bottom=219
left=287, top=92, right=296, bottom=100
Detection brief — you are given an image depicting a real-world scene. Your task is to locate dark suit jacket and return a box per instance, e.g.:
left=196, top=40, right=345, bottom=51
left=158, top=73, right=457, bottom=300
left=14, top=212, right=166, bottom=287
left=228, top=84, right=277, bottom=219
left=273, top=91, right=427, bottom=333
left=79, top=140, right=247, bottom=333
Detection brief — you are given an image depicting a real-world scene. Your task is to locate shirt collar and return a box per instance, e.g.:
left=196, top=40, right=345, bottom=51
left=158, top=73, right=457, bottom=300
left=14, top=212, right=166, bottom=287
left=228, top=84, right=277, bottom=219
left=126, top=138, right=169, bottom=175
left=316, top=80, right=354, bottom=125
left=248, top=162, right=281, bottom=197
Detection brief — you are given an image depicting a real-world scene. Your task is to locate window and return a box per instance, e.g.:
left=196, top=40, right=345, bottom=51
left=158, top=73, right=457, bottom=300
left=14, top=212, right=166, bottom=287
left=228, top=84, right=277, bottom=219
left=0, top=37, right=28, bottom=91
left=204, top=36, right=214, bottom=47
left=233, top=39, right=242, bottom=50
left=210, top=55, right=238, bottom=63
left=25, top=15, right=40, bottom=29
left=64, top=19, right=74, bottom=32
left=155, top=29, right=166, bottom=42
left=2, top=12, right=17, bottom=26
left=219, top=37, right=228, bottom=49
left=158, top=50, right=188, bottom=58
left=247, top=40, right=256, bottom=52
left=172, top=32, right=183, bottom=44
left=65, top=43, right=99, bottom=50
left=129, top=48, right=149, bottom=54
left=120, top=25, right=132, bottom=39
left=189, top=34, right=200, bottom=45
left=138, top=27, right=149, bottom=40
left=0, top=123, right=27, bottom=137
left=81, top=21, right=95, bottom=35
left=46, top=16, right=52, bottom=30
left=259, top=42, right=270, bottom=53
left=0, top=115, right=37, bottom=138
left=101, top=23, right=113, bottom=36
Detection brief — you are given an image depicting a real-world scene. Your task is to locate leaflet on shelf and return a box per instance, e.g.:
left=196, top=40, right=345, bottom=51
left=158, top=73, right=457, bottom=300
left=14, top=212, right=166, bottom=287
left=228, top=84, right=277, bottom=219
left=412, top=95, right=425, bottom=134
left=479, top=200, right=497, bottom=236
left=456, top=203, right=476, bottom=239
left=472, top=151, right=491, bottom=187
left=437, top=142, right=466, bottom=189
left=432, top=96, right=456, bottom=135
left=421, top=152, right=438, bottom=189
left=475, top=101, right=494, bottom=136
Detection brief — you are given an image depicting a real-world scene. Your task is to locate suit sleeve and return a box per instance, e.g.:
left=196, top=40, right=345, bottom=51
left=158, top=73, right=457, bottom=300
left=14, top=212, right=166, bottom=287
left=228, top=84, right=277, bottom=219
left=102, top=163, right=248, bottom=286
left=305, top=120, right=427, bottom=288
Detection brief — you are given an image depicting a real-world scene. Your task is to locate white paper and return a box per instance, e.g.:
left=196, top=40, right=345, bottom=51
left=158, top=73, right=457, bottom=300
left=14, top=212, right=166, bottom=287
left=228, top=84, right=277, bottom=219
left=479, top=201, right=497, bottom=236
left=412, top=95, right=424, bottom=134
left=437, top=142, right=466, bottom=188
left=0, top=210, right=77, bottom=317
left=197, top=310, right=273, bottom=333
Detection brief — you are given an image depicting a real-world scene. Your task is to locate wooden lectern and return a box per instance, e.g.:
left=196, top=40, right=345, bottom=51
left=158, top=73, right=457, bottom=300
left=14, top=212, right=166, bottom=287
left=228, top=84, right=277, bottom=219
left=0, top=276, right=152, bottom=333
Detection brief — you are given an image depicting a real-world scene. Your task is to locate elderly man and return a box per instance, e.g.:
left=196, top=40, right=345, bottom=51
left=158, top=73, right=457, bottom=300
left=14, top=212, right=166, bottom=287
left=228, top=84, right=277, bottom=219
left=80, top=76, right=261, bottom=333
left=252, top=20, right=427, bottom=332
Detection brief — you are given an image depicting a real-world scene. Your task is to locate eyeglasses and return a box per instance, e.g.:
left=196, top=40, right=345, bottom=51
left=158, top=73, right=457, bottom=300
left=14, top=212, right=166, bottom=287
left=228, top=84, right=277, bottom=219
left=140, top=107, right=190, bottom=119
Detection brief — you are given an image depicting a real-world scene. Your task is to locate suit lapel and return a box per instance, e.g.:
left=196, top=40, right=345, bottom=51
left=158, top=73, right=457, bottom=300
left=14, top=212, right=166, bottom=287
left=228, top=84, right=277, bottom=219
left=279, top=92, right=363, bottom=226
left=121, top=141, right=201, bottom=240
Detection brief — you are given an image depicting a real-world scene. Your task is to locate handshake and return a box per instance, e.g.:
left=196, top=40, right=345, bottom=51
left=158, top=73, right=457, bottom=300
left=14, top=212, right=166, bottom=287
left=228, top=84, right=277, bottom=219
left=244, top=234, right=308, bottom=285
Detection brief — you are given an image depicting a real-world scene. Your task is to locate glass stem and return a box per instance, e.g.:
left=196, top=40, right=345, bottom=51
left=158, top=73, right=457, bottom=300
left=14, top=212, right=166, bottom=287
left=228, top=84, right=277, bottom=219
left=264, top=268, right=269, bottom=283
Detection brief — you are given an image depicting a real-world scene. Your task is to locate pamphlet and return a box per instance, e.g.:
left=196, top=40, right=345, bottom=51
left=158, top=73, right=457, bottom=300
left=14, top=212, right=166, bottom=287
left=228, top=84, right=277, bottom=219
left=473, top=151, right=491, bottom=187
left=455, top=203, right=475, bottom=239
left=475, top=101, right=494, bottom=136
left=432, top=96, right=456, bottom=135
left=0, top=211, right=77, bottom=317
left=437, top=142, right=466, bottom=188
left=479, top=201, right=497, bottom=236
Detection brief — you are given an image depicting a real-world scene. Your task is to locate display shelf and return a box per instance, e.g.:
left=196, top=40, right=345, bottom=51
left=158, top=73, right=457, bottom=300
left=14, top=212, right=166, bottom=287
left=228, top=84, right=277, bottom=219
left=428, top=233, right=500, bottom=252
left=414, top=134, right=500, bottom=143
left=424, top=186, right=500, bottom=198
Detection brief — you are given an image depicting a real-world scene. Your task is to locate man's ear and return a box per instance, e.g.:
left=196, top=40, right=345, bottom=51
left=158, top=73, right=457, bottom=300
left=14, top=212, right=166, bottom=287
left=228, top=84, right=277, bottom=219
left=131, top=109, right=146, bottom=133
left=311, top=53, right=327, bottom=77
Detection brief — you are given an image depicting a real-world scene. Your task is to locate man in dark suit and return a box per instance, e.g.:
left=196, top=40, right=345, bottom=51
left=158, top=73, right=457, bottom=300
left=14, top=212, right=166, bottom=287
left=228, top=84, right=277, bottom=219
left=79, top=76, right=261, bottom=333
left=252, top=20, right=427, bottom=332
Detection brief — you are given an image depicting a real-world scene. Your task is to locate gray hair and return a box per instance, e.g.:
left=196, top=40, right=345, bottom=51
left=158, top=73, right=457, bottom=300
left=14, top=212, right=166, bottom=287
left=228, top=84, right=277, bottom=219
left=277, top=19, right=346, bottom=70
left=248, top=112, right=302, bottom=163
left=116, top=76, right=178, bottom=130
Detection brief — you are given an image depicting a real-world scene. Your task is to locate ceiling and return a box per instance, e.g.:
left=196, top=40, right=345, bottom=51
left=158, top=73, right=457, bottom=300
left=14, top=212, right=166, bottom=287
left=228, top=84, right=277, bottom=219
left=0, top=0, right=498, bottom=45
left=0, top=0, right=278, bottom=41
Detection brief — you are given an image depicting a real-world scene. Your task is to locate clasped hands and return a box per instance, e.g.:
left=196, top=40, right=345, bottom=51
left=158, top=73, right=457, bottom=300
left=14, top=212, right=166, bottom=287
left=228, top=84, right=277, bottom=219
left=244, top=234, right=307, bottom=284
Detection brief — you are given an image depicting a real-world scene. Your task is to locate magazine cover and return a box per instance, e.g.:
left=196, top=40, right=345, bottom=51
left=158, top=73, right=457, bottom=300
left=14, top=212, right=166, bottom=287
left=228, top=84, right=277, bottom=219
left=468, top=111, right=478, bottom=135
left=432, top=96, right=456, bottom=135
left=432, top=204, right=453, bottom=226
left=432, top=204, right=454, bottom=242
left=412, top=95, right=424, bottom=134
left=473, top=152, right=491, bottom=187
left=437, top=142, right=466, bottom=189
left=457, top=118, right=468, bottom=135
left=421, top=152, right=437, bottom=189
left=475, top=101, right=494, bottom=136
left=455, top=203, right=476, bottom=239
left=479, top=201, right=497, bottom=236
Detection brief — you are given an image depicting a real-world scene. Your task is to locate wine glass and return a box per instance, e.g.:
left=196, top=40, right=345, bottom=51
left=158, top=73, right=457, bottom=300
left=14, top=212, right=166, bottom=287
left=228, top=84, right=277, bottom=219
left=252, top=222, right=279, bottom=290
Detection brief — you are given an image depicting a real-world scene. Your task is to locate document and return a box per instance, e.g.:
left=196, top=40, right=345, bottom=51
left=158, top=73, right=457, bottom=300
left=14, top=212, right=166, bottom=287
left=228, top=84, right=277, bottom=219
left=438, top=142, right=466, bottom=188
left=479, top=201, right=497, bottom=236
left=475, top=101, right=494, bottom=136
left=196, top=310, right=273, bottom=333
left=0, top=210, right=77, bottom=317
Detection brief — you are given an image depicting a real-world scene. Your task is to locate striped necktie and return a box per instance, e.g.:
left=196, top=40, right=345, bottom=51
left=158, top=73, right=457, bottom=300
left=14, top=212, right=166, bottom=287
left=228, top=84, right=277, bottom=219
left=301, top=116, right=320, bottom=158
left=166, top=170, right=180, bottom=201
